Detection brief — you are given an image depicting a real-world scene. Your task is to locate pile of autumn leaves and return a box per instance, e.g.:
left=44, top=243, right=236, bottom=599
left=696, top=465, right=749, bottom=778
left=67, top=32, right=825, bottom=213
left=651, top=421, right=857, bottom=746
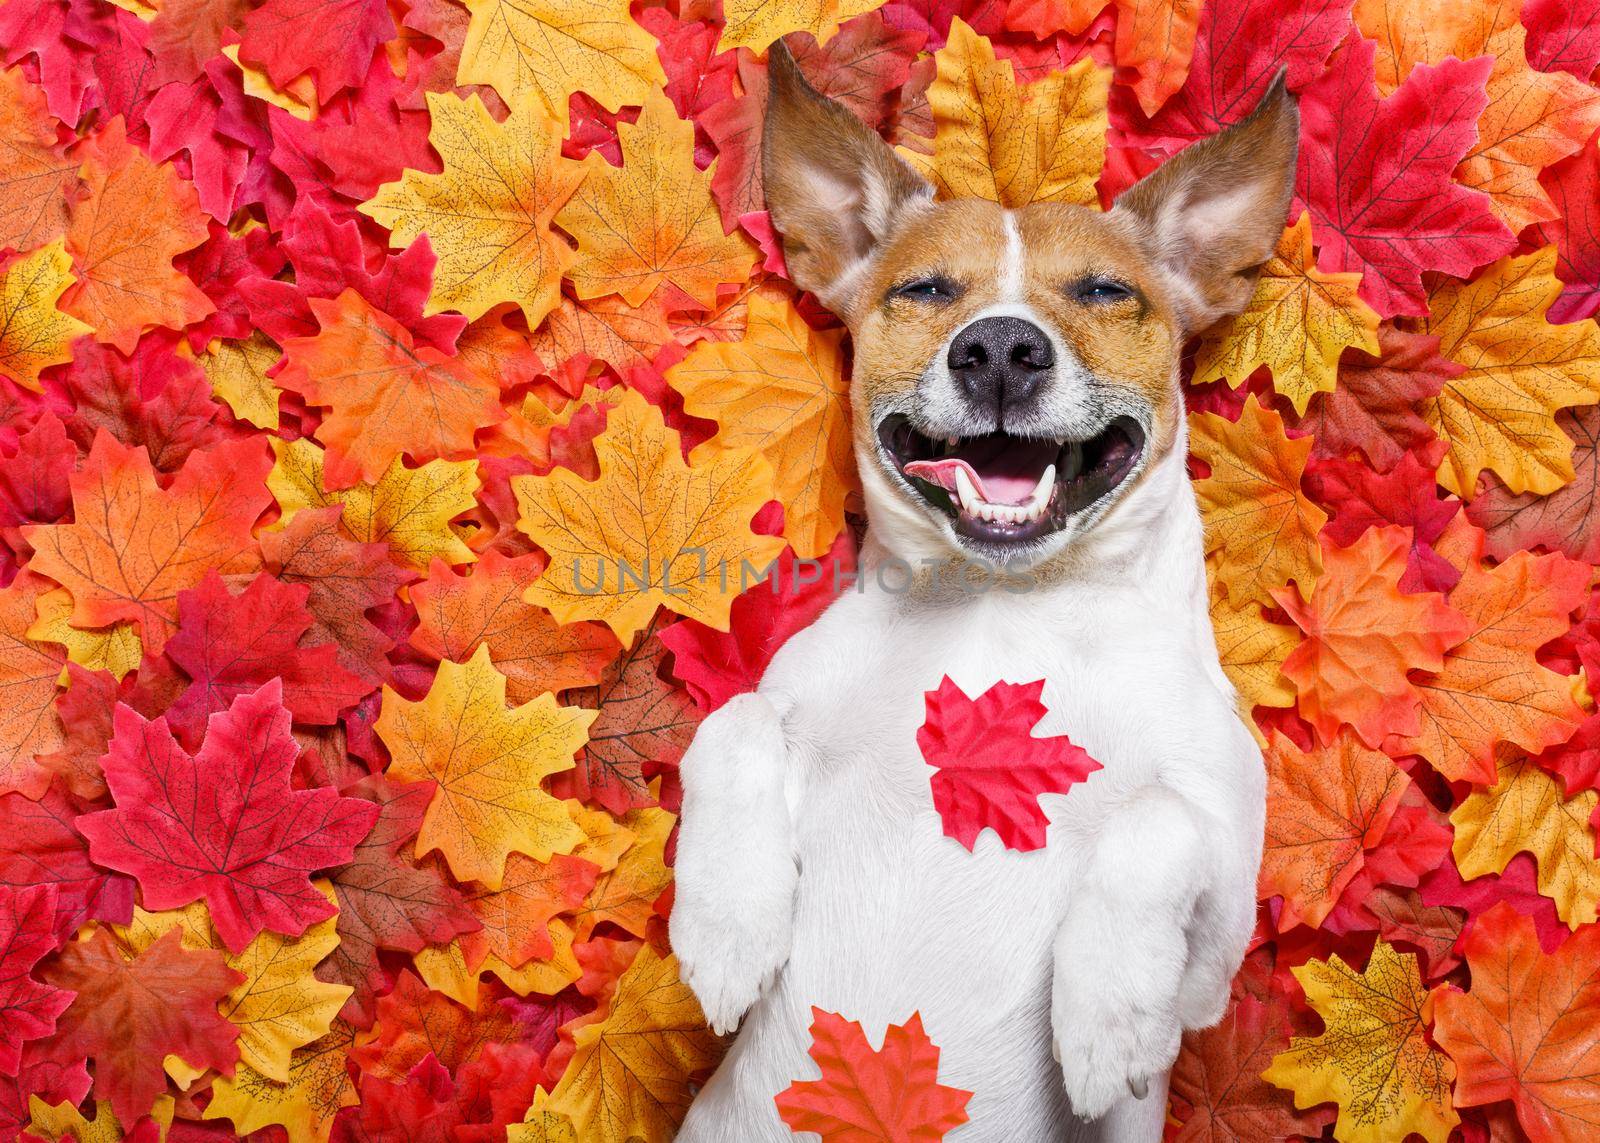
left=2, top=0, right=1600, bottom=1139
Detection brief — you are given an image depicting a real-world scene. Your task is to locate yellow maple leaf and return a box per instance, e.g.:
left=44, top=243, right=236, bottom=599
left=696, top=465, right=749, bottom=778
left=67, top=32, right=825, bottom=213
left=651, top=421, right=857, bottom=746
left=1191, top=395, right=1327, bottom=610
left=665, top=292, right=855, bottom=558
left=27, top=586, right=141, bottom=683
left=457, top=0, right=664, bottom=124
left=361, top=92, right=582, bottom=326
left=508, top=1088, right=576, bottom=1143
left=200, top=334, right=281, bottom=430
left=28, top=1097, right=173, bottom=1143
left=484, top=917, right=582, bottom=997
left=548, top=946, right=722, bottom=1143
left=376, top=644, right=592, bottom=888
left=571, top=804, right=673, bottom=943
left=556, top=89, right=755, bottom=310
left=513, top=390, right=785, bottom=642
left=412, top=939, right=484, bottom=1008
left=204, top=1023, right=360, bottom=1143
left=1263, top=942, right=1458, bottom=1143
left=0, top=241, right=90, bottom=393
left=1194, top=214, right=1381, bottom=414
left=1208, top=585, right=1297, bottom=725
left=222, top=898, right=352, bottom=1083
left=1417, top=248, right=1600, bottom=497
left=1452, top=754, right=1600, bottom=930
left=898, top=18, right=1109, bottom=208
left=116, top=889, right=350, bottom=1082
left=569, top=800, right=636, bottom=873
left=719, top=0, right=880, bottom=51
left=268, top=437, right=480, bottom=571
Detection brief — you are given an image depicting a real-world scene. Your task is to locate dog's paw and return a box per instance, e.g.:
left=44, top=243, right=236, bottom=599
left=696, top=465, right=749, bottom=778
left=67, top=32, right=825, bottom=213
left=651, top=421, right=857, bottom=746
left=1051, top=974, right=1182, bottom=1121
left=671, top=892, right=790, bottom=1034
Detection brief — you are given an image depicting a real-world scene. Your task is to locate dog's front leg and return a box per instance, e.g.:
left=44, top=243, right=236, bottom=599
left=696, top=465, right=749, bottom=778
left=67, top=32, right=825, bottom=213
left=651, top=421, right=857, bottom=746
left=669, top=692, right=797, bottom=1034
left=1051, top=786, right=1213, bottom=1124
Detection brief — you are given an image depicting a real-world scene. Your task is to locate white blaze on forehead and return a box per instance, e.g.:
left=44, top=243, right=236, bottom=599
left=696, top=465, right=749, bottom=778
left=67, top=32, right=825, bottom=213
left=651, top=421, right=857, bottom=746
left=999, top=209, right=1026, bottom=302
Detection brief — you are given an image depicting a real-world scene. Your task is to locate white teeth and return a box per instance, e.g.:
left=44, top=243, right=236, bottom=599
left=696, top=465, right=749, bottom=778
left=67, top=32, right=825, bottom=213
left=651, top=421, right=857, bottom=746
left=952, top=462, right=1056, bottom=526
left=954, top=466, right=981, bottom=514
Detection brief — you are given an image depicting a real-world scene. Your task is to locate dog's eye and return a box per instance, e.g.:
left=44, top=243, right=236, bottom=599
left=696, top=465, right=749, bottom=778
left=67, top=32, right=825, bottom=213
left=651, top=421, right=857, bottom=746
left=1073, top=278, right=1135, bottom=304
left=891, top=277, right=959, bottom=303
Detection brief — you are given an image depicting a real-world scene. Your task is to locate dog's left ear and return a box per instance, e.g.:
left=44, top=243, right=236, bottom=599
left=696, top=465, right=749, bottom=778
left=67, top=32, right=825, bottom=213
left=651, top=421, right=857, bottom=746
left=1111, top=74, right=1299, bottom=334
left=762, top=41, right=933, bottom=313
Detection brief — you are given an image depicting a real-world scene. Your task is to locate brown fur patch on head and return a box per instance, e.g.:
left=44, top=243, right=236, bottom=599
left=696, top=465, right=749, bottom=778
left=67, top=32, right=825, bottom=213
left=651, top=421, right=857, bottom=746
left=762, top=42, right=932, bottom=312
left=1110, top=73, right=1300, bottom=332
left=846, top=200, right=1009, bottom=412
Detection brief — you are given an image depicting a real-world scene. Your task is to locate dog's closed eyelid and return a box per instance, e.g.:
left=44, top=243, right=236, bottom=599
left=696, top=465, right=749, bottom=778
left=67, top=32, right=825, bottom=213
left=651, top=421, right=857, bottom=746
left=1065, top=276, right=1143, bottom=306
left=886, top=275, right=963, bottom=304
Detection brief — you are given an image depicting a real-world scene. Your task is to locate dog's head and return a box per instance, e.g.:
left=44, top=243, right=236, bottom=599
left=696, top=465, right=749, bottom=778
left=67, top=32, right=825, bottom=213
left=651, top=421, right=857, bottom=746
left=762, top=46, right=1298, bottom=569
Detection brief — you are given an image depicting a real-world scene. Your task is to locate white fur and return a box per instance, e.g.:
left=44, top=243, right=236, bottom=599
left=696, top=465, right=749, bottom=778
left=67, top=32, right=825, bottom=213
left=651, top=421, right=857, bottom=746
left=670, top=421, right=1265, bottom=1140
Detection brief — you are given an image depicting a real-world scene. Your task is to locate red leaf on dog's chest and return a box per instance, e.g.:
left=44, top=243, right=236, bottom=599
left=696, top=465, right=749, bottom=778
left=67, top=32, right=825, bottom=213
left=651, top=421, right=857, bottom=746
left=774, top=1008, right=972, bottom=1141
left=917, top=677, right=1102, bottom=852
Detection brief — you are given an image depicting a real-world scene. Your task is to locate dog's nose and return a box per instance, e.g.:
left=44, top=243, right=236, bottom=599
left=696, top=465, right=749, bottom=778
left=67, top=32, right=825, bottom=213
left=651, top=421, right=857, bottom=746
left=947, top=316, right=1054, bottom=414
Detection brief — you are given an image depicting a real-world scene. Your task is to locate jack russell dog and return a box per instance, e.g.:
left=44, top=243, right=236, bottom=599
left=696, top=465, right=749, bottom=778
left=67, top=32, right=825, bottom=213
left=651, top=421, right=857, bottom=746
left=670, top=42, right=1298, bottom=1143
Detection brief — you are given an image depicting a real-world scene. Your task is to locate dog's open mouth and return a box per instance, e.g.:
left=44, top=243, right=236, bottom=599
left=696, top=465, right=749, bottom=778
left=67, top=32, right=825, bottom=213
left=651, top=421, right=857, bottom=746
left=877, top=415, right=1146, bottom=543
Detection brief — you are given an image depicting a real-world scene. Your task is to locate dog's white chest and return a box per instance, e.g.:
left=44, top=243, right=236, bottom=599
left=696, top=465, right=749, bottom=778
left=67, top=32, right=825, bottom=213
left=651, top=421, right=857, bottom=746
left=759, top=585, right=1206, bottom=1062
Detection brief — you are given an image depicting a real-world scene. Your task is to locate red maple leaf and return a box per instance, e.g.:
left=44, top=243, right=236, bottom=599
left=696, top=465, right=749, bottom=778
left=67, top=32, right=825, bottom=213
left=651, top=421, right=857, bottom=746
left=558, top=614, right=701, bottom=815
left=0, top=884, right=73, bottom=1073
left=1532, top=139, right=1600, bottom=323
left=916, top=677, right=1102, bottom=852
left=162, top=569, right=371, bottom=743
left=260, top=505, right=415, bottom=688
left=0, top=412, right=72, bottom=533
left=1168, top=994, right=1334, bottom=1142
left=318, top=776, right=480, bottom=1027
left=47, top=333, right=239, bottom=474
left=1295, top=34, right=1515, bottom=318
left=37, top=663, right=120, bottom=802
left=1295, top=326, right=1457, bottom=474
left=239, top=197, right=461, bottom=350
left=77, top=680, right=380, bottom=952
left=1522, top=0, right=1600, bottom=80
left=1112, top=0, right=1352, bottom=156
left=39, top=926, right=242, bottom=1122
left=773, top=1008, right=972, bottom=1142
left=237, top=0, right=394, bottom=101
left=1306, top=450, right=1462, bottom=594
left=659, top=533, right=852, bottom=712
left=0, top=784, right=135, bottom=941
left=1469, top=406, right=1600, bottom=565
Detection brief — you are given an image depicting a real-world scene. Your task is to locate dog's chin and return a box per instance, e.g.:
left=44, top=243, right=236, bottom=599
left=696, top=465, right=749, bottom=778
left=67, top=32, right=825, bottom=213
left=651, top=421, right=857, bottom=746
left=875, top=413, right=1147, bottom=562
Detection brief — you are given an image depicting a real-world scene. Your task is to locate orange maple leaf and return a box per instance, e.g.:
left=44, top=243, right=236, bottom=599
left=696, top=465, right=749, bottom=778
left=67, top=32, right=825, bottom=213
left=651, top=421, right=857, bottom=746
left=375, top=644, right=591, bottom=888
left=774, top=1008, right=973, bottom=1142
left=409, top=550, right=620, bottom=705
left=0, top=66, right=75, bottom=253
left=23, top=434, right=271, bottom=654
left=0, top=570, right=67, bottom=799
left=1434, top=903, right=1600, bottom=1143
left=513, top=390, right=785, bottom=643
left=556, top=89, right=755, bottom=310
left=458, top=851, right=601, bottom=970
left=665, top=291, right=856, bottom=559
left=1385, top=543, right=1588, bottom=785
left=1273, top=526, right=1469, bottom=747
left=569, top=803, right=672, bottom=943
left=1355, top=0, right=1600, bottom=231
left=276, top=290, right=506, bottom=489
left=1191, top=395, right=1327, bottom=609
left=1258, top=730, right=1410, bottom=930
left=1005, top=0, right=1200, bottom=118
left=60, top=118, right=214, bottom=353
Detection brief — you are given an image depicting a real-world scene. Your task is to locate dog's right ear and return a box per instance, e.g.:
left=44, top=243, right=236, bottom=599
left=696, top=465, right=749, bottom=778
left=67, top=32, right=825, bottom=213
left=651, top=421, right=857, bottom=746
left=762, top=42, right=933, bottom=311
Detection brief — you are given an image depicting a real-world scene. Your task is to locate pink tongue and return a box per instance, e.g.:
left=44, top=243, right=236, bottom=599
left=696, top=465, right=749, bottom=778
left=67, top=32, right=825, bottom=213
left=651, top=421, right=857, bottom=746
left=903, top=458, right=1040, bottom=505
